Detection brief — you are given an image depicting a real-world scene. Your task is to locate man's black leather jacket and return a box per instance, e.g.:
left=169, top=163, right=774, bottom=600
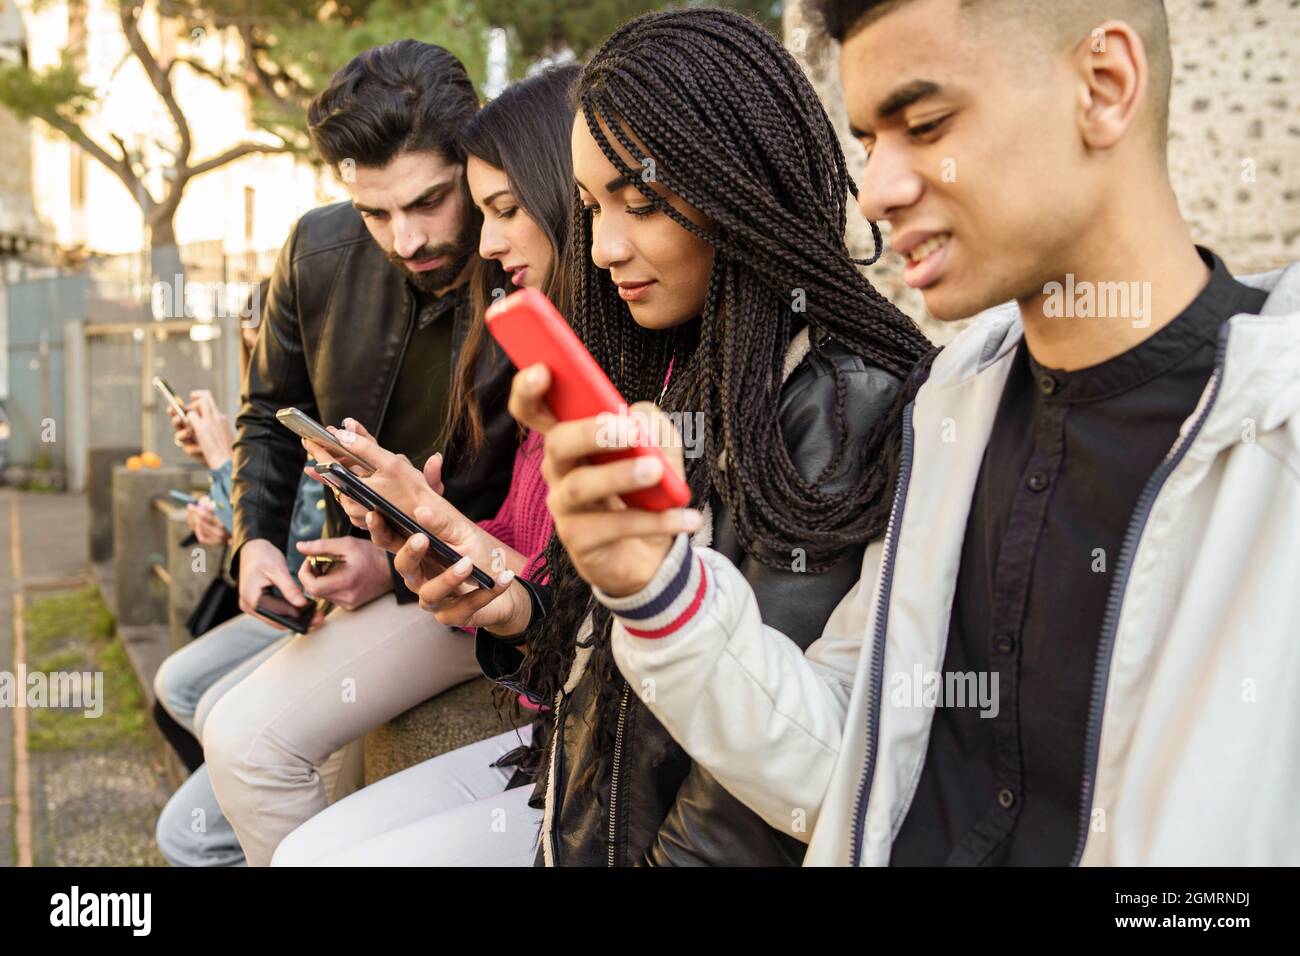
left=231, top=201, right=516, bottom=566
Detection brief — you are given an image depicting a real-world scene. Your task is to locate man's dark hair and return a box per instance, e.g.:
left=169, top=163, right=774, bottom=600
left=307, top=40, right=480, bottom=169
left=814, top=0, right=1172, bottom=145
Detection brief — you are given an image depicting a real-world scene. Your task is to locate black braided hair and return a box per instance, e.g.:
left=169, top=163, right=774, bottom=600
left=522, top=7, right=934, bottom=769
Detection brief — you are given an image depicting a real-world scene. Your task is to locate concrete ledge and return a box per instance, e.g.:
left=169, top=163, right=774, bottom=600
left=363, top=677, right=523, bottom=785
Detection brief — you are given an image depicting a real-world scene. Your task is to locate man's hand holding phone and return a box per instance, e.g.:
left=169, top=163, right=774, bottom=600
left=238, top=538, right=313, bottom=627
left=508, top=364, right=703, bottom=598
left=295, top=536, right=392, bottom=612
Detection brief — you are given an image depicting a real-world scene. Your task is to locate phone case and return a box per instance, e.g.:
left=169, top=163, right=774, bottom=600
left=312, top=462, right=496, bottom=590
left=255, top=586, right=316, bottom=635
left=276, top=408, right=374, bottom=475
left=485, top=288, right=691, bottom=511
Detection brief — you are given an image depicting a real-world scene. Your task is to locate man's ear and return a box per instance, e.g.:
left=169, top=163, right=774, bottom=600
left=1072, top=20, right=1149, bottom=152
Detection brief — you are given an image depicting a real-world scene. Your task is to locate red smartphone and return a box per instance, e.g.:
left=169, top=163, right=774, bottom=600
left=486, top=288, right=691, bottom=511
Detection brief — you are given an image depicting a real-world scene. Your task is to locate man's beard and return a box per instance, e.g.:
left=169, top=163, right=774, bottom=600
left=387, top=226, right=475, bottom=294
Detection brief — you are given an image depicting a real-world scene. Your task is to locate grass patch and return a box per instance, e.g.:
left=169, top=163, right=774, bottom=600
left=20, top=586, right=149, bottom=752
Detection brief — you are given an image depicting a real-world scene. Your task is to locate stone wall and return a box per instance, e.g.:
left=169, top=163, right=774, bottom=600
left=785, top=0, right=1299, bottom=345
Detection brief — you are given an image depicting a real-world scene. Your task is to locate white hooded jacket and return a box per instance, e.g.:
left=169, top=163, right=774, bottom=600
left=599, top=263, right=1300, bottom=865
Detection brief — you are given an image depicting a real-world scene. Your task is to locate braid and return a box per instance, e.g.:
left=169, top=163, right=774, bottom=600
left=521, top=8, right=932, bottom=765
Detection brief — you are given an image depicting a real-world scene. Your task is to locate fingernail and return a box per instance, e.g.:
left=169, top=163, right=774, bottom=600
left=682, top=508, right=703, bottom=531
left=495, top=569, right=515, bottom=588
left=454, top=557, right=472, bottom=574
left=634, top=456, right=661, bottom=484
left=526, top=365, right=545, bottom=386
left=411, top=534, right=427, bottom=549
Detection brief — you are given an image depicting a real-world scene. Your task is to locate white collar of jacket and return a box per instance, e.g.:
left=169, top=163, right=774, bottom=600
left=828, top=261, right=1300, bottom=866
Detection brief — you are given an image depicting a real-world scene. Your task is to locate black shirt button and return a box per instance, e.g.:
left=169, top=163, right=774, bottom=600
left=1025, top=470, right=1050, bottom=492
left=1038, top=373, right=1058, bottom=396
left=997, top=788, right=1016, bottom=809
left=994, top=632, right=1015, bottom=654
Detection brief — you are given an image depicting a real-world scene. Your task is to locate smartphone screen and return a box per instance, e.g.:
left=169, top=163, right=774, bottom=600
left=255, top=586, right=317, bottom=634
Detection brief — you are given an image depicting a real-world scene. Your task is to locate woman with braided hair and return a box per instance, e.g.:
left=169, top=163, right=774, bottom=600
left=493, top=7, right=932, bottom=865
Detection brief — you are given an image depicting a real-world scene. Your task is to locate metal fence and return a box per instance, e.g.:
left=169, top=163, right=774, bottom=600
left=2, top=244, right=278, bottom=487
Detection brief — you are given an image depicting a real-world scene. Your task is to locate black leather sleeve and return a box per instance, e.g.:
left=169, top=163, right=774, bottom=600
left=230, top=221, right=315, bottom=568
left=647, top=348, right=903, bottom=866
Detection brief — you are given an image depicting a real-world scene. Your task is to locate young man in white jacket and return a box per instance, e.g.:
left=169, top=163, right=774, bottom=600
left=508, top=0, right=1300, bottom=865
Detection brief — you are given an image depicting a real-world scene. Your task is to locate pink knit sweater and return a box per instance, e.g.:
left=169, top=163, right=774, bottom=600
left=476, top=430, right=552, bottom=579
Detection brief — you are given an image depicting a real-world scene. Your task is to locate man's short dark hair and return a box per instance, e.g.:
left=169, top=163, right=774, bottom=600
left=814, top=0, right=1171, bottom=145
left=307, top=40, right=479, bottom=169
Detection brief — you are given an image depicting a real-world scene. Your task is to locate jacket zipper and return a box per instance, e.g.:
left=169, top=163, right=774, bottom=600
left=371, top=294, right=416, bottom=440
left=1069, top=328, right=1230, bottom=866
left=545, top=690, right=567, bottom=866
left=607, top=680, right=631, bottom=867
left=848, top=401, right=917, bottom=866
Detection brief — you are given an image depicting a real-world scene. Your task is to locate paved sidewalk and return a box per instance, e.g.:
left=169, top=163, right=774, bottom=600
left=1, top=490, right=169, bottom=867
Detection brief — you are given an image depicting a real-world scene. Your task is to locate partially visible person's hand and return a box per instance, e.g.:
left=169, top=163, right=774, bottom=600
left=508, top=364, right=701, bottom=598
left=186, top=390, right=234, bottom=470
left=295, top=536, right=393, bottom=612
left=168, top=405, right=203, bottom=464
left=186, top=496, right=229, bottom=547
left=238, top=537, right=307, bottom=626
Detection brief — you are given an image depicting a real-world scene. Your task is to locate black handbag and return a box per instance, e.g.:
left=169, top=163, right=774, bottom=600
left=184, top=547, right=243, bottom=638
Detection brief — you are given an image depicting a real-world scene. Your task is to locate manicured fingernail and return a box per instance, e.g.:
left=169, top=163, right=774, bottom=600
left=681, top=508, right=703, bottom=531
left=454, top=557, right=472, bottom=574
left=411, top=533, right=427, bottom=550
left=495, top=569, right=515, bottom=588
left=634, top=456, right=661, bottom=484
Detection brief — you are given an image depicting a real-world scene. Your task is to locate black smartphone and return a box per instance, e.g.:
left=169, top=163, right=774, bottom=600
left=255, top=585, right=318, bottom=635
left=310, top=460, right=496, bottom=590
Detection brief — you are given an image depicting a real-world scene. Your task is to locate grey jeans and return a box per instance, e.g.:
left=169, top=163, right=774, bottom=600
left=153, top=613, right=362, bottom=866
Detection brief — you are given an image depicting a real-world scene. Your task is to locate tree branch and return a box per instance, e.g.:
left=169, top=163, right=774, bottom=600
left=168, top=55, right=233, bottom=88
left=40, top=110, right=155, bottom=211
left=181, top=140, right=290, bottom=180
left=119, top=0, right=192, bottom=165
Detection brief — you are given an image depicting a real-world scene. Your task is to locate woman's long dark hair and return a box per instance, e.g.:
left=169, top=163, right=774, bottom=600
left=522, top=8, right=933, bottom=760
left=445, top=64, right=583, bottom=451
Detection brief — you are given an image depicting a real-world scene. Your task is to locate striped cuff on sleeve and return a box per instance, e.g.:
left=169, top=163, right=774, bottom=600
left=593, top=533, right=709, bottom=640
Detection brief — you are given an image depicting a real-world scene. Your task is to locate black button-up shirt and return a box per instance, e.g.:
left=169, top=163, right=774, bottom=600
left=890, top=248, right=1268, bottom=866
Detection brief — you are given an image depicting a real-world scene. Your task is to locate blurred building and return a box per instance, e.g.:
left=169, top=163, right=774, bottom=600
left=11, top=0, right=344, bottom=266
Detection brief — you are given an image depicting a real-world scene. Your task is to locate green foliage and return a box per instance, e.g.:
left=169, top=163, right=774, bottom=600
left=24, top=586, right=149, bottom=753
left=0, top=58, right=96, bottom=123
left=479, top=0, right=782, bottom=73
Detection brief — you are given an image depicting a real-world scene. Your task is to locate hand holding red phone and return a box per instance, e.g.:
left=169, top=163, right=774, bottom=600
left=508, top=364, right=703, bottom=598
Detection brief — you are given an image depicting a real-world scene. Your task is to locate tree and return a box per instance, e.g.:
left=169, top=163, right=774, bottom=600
left=0, top=0, right=489, bottom=276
